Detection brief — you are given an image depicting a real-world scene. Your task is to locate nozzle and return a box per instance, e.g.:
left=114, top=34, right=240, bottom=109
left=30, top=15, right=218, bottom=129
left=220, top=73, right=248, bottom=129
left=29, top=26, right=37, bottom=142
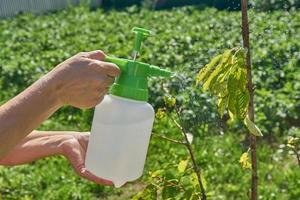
left=148, top=65, right=173, bottom=77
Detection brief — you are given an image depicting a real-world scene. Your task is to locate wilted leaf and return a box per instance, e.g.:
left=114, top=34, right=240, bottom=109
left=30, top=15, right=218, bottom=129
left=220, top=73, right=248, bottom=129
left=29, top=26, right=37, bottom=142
left=243, top=115, right=263, bottom=137
left=186, top=133, right=193, bottom=144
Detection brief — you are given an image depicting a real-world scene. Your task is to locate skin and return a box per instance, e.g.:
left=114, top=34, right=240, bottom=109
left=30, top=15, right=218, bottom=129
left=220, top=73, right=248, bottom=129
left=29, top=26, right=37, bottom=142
left=0, top=50, right=120, bottom=185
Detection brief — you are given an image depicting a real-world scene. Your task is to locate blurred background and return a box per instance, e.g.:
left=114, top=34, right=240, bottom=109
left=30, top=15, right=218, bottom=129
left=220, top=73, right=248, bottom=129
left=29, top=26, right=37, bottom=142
left=0, top=0, right=299, bottom=199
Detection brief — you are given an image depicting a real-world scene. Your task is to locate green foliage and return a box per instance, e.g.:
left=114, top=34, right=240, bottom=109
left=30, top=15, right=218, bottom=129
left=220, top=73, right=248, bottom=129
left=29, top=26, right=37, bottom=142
left=252, top=0, right=300, bottom=11
left=0, top=5, right=299, bottom=199
left=196, top=48, right=263, bottom=137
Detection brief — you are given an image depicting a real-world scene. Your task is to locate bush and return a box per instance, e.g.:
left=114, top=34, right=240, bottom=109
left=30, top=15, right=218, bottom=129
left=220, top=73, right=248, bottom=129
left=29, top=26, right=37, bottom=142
left=252, top=0, right=300, bottom=11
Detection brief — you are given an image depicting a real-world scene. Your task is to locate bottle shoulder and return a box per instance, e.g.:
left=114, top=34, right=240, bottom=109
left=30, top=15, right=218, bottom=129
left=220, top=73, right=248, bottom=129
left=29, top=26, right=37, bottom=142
left=97, top=95, right=154, bottom=111
left=93, top=95, right=154, bottom=124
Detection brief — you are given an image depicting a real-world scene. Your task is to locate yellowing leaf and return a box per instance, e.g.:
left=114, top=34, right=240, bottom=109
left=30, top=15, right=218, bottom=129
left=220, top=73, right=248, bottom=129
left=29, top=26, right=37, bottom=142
left=196, top=54, right=222, bottom=85
left=190, top=172, right=198, bottom=187
left=243, top=115, right=263, bottom=137
left=239, top=152, right=251, bottom=169
left=287, top=136, right=299, bottom=149
left=155, top=108, right=166, bottom=119
left=203, top=62, right=230, bottom=91
left=178, top=159, right=188, bottom=173
left=150, top=170, right=164, bottom=178
left=163, top=95, right=176, bottom=107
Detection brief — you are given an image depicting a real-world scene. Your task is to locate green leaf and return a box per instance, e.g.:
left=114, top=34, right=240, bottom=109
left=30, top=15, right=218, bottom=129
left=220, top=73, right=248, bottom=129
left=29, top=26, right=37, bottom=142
left=150, top=170, right=164, bottom=178
left=202, top=50, right=234, bottom=91
left=236, top=90, right=250, bottom=119
left=178, top=160, right=189, bottom=173
left=227, top=74, right=238, bottom=117
left=132, top=184, right=157, bottom=200
left=243, top=115, right=263, bottom=137
left=202, top=63, right=227, bottom=91
left=196, top=54, right=222, bottom=85
left=162, top=184, right=180, bottom=200
left=217, top=95, right=229, bottom=116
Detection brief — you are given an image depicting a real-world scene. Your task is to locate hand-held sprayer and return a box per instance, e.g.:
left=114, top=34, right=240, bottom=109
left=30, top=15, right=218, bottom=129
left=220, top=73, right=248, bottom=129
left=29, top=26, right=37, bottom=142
left=85, top=27, right=172, bottom=187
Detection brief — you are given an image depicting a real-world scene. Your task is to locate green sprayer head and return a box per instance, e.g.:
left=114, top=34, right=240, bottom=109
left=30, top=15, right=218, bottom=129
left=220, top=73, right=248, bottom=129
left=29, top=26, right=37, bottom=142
left=132, top=27, right=151, bottom=58
left=104, top=27, right=172, bottom=101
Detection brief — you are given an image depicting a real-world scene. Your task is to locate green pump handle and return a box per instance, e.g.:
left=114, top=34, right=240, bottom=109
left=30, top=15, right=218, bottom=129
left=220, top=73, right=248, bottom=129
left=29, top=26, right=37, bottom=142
left=104, top=27, right=172, bottom=102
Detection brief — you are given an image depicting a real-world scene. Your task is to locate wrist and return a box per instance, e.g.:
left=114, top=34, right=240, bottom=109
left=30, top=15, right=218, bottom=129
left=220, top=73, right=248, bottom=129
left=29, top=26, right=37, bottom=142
left=41, top=71, right=65, bottom=108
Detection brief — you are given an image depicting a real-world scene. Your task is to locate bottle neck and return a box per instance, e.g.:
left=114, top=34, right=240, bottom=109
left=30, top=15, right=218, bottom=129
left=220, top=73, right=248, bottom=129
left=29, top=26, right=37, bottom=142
left=109, top=94, right=147, bottom=104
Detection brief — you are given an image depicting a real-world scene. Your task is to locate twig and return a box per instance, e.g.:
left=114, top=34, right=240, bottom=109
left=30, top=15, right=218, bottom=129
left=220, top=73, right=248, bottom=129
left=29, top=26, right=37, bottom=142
left=173, top=106, right=207, bottom=200
left=160, top=83, right=206, bottom=199
left=154, top=176, right=187, bottom=192
left=241, top=0, right=258, bottom=199
left=152, top=133, right=187, bottom=145
left=292, top=148, right=300, bottom=166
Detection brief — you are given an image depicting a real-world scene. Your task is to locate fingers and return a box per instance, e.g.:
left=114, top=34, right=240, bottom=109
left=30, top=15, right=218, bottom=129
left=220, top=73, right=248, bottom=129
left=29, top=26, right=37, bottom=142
left=102, top=75, right=115, bottom=87
left=63, top=137, right=113, bottom=186
left=88, top=59, right=120, bottom=77
left=79, top=50, right=106, bottom=61
left=80, top=168, right=113, bottom=186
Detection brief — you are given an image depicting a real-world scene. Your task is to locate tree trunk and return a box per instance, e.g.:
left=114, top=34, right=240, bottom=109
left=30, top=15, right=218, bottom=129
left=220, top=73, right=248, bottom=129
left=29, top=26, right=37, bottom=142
left=241, top=0, right=258, bottom=199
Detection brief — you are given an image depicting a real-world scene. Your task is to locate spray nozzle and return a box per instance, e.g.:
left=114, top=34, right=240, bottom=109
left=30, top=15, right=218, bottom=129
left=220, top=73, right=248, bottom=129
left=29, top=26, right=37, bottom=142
left=104, top=27, right=172, bottom=101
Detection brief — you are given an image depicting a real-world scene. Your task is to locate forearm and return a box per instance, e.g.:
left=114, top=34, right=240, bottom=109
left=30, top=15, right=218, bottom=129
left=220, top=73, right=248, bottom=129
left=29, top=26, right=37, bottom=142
left=0, top=130, right=70, bottom=166
left=0, top=74, right=62, bottom=158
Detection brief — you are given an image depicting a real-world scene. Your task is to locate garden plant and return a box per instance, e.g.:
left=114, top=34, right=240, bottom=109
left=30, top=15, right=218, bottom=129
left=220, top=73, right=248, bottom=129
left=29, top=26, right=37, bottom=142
left=0, top=0, right=299, bottom=199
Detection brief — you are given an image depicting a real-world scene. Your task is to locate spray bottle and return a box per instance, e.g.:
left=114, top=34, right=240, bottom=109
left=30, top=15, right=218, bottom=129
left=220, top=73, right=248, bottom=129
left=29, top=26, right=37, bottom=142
left=85, top=27, right=172, bottom=187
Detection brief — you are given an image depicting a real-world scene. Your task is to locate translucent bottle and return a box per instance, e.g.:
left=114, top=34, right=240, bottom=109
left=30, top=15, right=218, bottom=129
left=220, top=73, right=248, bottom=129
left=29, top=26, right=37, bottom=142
left=85, top=60, right=171, bottom=187
left=85, top=27, right=172, bottom=187
left=86, top=94, right=154, bottom=187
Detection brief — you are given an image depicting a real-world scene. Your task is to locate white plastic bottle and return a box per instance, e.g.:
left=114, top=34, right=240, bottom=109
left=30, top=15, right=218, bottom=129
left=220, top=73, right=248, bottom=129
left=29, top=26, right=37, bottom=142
left=85, top=56, right=171, bottom=187
left=86, top=94, right=154, bottom=187
left=85, top=27, right=172, bottom=187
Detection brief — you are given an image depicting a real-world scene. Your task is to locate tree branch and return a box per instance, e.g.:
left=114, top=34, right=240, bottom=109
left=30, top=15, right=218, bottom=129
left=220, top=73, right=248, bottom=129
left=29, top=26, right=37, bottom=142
left=241, top=0, right=258, bottom=199
left=152, top=133, right=187, bottom=145
left=292, top=148, right=300, bottom=167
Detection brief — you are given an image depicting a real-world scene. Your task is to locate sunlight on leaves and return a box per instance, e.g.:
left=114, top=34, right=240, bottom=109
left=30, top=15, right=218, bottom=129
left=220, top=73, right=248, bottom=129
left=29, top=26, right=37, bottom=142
left=155, top=108, right=166, bottom=120
left=178, top=160, right=188, bottom=173
left=163, top=95, right=176, bottom=107
left=239, top=152, right=251, bottom=170
left=287, top=136, right=299, bottom=149
left=197, top=48, right=263, bottom=137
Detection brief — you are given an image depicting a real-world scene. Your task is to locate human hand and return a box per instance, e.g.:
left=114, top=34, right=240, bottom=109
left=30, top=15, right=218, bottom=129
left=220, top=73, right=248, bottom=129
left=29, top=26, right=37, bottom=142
left=60, top=132, right=113, bottom=185
left=0, top=131, right=113, bottom=185
left=47, top=50, right=120, bottom=109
